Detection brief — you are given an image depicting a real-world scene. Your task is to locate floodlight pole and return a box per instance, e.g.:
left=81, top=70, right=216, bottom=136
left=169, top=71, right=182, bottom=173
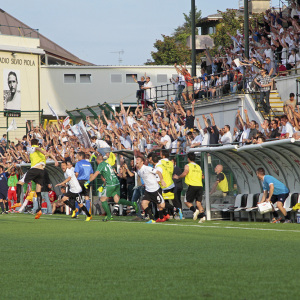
left=244, top=0, right=249, bottom=59
left=204, top=152, right=211, bottom=221
left=191, top=0, right=196, bottom=76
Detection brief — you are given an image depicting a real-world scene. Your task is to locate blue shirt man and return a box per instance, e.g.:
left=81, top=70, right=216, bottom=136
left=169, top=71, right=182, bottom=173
left=256, top=168, right=290, bottom=223
left=75, top=159, right=94, bottom=181
left=262, top=175, right=289, bottom=195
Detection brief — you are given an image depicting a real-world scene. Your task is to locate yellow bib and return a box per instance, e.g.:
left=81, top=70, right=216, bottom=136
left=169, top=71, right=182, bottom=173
left=185, top=163, right=203, bottom=186
left=30, top=145, right=46, bottom=168
left=217, top=172, right=228, bottom=192
left=157, top=162, right=174, bottom=189
left=160, top=159, right=174, bottom=176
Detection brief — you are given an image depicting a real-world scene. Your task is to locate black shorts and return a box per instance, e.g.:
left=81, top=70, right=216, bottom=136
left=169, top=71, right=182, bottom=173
left=143, top=189, right=164, bottom=204
left=0, top=191, right=7, bottom=200
left=185, top=185, right=203, bottom=203
left=64, top=190, right=82, bottom=204
left=23, top=168, right=45, bottom=186
left=78, top=180, right=89, bottom=197
left=270, top=193, right=289, bottom=204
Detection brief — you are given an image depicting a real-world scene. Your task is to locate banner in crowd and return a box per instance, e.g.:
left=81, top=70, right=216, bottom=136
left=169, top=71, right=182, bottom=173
left=71, top=120, right=91, bottom=149
left=63, top=116, right=70, bottom=128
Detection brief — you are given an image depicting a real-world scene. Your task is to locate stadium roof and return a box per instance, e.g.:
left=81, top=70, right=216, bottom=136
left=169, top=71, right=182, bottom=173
left=0, top=8, right=93, bottom=65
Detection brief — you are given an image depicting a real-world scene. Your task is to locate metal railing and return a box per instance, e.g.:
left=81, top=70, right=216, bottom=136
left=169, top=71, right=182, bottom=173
left=274, top=48, right=299, bottom=75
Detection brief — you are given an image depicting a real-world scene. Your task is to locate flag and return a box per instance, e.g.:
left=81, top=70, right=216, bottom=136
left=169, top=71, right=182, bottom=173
left=63, top=116, right=70, bottom=128
left=47, top=102, right=59, bottom=120
left=71, top=120, right=92, bottom=149
left=7, top=118, right=17, bottom=132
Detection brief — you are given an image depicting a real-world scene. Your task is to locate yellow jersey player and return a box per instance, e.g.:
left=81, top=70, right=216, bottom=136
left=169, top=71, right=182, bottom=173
left=173, top=152, right=205, bottom=223
left=15, top=139, right=58, bottom=219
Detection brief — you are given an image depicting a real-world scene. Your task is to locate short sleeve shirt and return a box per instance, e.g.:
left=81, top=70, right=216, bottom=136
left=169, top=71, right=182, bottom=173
left=262, top=175, right=289, bottom=195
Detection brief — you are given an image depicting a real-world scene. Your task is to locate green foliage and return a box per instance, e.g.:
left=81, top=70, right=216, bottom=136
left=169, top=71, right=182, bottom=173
left=149, top=35, right=193, bottom=65
left=210, top=9, right=244, bottom=53
left=173, top=8, right=202, bottom=44
left=148, top=7, right=202, bottom=65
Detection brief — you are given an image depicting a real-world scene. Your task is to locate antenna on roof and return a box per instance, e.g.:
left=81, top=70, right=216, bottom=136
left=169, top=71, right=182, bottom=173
left=110, top=49, right=124, bottom=65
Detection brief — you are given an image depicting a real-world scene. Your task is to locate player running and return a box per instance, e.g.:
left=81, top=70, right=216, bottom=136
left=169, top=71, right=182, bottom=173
left=256, top=167, right=291, bottom=223
left=86, top=153, right=138, bottom=221
left=56, top=162, right=92, bottom=221
left=173, top=152, right=205, bottom=223
left=15, top=139, right=58, bottom=219
left=157, top=150, right=183, bottom=220
left=135, top=156, right=166, bottom=224
left=152, top=154, right=179, bottom=222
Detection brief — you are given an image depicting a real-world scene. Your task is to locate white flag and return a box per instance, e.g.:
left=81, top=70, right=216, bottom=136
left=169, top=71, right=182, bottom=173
left=47, top=102, right=59, bottom=120
left=63, top=116, right=70, bottom=128
left=7, top=118, right=17, bottom=132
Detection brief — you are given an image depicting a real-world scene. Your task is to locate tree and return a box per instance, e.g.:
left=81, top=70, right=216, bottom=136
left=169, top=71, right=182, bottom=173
left=210, top=9, right=243, bottom=54
left=149, top=35, right=193, bottom=65
left=148, top=7, right=202, bottom=65
left=173, top=7, right=202, bottom=45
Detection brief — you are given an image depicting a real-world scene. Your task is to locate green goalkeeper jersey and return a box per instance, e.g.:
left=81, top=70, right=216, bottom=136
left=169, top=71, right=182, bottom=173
left=96, top=161, right=119, bottom=186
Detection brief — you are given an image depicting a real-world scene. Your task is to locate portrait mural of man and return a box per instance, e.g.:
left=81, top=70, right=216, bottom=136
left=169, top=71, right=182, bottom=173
left=3, top=69, right=21, bottom=111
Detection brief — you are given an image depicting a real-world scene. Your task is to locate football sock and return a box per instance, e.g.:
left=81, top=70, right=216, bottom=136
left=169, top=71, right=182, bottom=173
left=145, top=206, right=154, bottom=220
left=80, top=205, right=91, bottom=217
left=0, top=202, right=5, bottom=212
left=285, top=214, right=290, bottom=220
left=273, top=211, right=279, bottom=218
left=165, top=202, right=174, bottom=215
left=119, top=198, right=133, bottom=206
left=17, top=184, right=22, bottom=203
left=102, top=201, right=111, bottom=218
left=199, top=212, right=205, bottom=218
left=5, top=201, right=8, bottom=211
left=36, top=192, right=42, bottom=212
left=189, top=206, right=196, bottom=212
left=158, top=210, right=164, bottom=219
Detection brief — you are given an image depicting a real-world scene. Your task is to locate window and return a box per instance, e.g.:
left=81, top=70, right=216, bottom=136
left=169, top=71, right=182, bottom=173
left=157, top=74, right=168, bottom=83
left=64, top=74, right=76, bottom=83
left=111, top=74, right=122, bottom=83
left=126, top=74, right=137, bottom=83
left=80, top=74, right=91, bottom=83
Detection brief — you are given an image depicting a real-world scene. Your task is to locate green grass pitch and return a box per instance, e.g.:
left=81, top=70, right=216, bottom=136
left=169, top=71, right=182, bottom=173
left=1, top=214, right=300, bottom=300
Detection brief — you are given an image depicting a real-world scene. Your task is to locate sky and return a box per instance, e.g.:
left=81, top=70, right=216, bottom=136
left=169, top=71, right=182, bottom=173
left=1, top=0, right=277, bottom=66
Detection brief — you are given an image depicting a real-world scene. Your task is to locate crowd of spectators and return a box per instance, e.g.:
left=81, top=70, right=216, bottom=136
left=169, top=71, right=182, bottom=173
left=1, top=92, right=299, bottom=172
left=135, top=2, right=300, bottom=110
